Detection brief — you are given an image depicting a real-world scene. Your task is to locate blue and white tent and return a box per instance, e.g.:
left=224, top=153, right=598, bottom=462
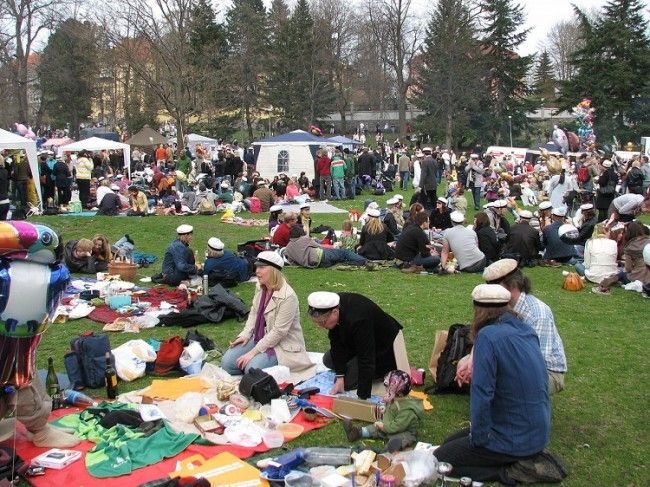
left=326, top=135, right=363, bottom=152
left=253, top=130, right=334, bottom=180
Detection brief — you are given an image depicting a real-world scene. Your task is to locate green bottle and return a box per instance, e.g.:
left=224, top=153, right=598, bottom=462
left=45, top=357, right=60, bottom=397
left=105, top=352, right=118, bottom=399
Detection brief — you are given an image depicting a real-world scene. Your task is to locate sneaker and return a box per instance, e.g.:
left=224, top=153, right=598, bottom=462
left=591, top=286, right=611, bottom=295
left=342, top=418, right=361, bottom=442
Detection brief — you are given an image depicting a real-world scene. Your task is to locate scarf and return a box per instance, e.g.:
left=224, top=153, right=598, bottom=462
left=253, top=287, right=275, bottom=357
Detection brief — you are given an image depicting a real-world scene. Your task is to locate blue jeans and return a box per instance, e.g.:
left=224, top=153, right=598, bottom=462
left=399, top=171, right=410, bottom=190
left=411, top=254, right=440, bottom=271
left=471, top=185, right=482, bottom=210
left=345, top=177, right=356, bottom=199
left=575, top=262, right=585, bottom=276
left=221, top=339, right=278, bottom=376
left=320, top=248, right=367, bottom=267
left=332, top=178, right=345, bottom=200
left=319, top=175, right=332, bottom=200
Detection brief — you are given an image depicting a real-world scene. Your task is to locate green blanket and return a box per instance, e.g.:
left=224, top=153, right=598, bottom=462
left=53, top=402, right=198, bottom=478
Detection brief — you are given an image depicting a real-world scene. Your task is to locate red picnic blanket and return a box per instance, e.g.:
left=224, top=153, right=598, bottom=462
left=86, top=287, right=192, bottom=324
left=4, top=395, right=334, bottom=486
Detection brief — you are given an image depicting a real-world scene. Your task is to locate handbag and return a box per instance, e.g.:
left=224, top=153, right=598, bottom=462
left=238, top=368, right=292, bottom=404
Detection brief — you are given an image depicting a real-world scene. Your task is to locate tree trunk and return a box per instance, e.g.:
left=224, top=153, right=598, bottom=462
left=340, top=110, right=347, bottom=133
left=245, top=105, right=254, bottom=142
left=176, top=115, right=186, bottom=157
left=446, top=109, right=453, bottom=149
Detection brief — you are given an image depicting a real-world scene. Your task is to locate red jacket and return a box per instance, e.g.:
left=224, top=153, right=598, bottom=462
left=272, top=223, right=292, bottom=247
left=317, top=156, right=331, bottom=177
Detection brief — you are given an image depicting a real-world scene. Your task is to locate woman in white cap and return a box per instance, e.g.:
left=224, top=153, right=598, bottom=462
left=221, top=251, right=315, bottom=382
left=358, top=208, right=394, bottom=261
left=435, top=284, right=550, bottom=483
left=383, top=197, right=402, bottom=238
left=203, top=237, right=252, bottom=283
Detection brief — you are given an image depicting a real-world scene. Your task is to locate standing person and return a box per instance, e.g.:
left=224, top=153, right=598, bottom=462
left=330, top=149, right=347, bottom=200
left=594, top=159, right=618, bottom=221
left=357, top=147, right=374, bottom=188
left=316, top=149, right=332, bottom=201
left=398, top=150, right=411, bottom=190
left=75, top=150, right=93, bottom=209
left=0, top=159, right=10, bottom=220
left=53, top=155, right=72, bottom=209
left=625, top=160, right=645, bottom=195
left=465, top=154, right=485, bottom=210
left=343, top=149, right=357, bottom=199
left=307, top=291, right=405, bottom=400
left=436, top=284, right=551, bottom=483
left=639, top=155, right=650, bottom=195
left=39, top=154, right=55, bottom=204
left=440, top=211, right=486, bottom=273
left=155, top=224, right=201, bottom=286
left=548, top=169, right=576, bottom=210
left=11, top=153, right=32, bottom=211
left=418, top=148, right=438, bottom=210
left=221, top=252, right=315, bottom=382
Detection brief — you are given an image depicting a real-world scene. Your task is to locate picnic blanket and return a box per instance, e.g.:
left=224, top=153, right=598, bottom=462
left=4, top=395, right=334, bottom=486
left=88, top=287, right=191, bottom=324
left=273, top=201, right=348, bottom=214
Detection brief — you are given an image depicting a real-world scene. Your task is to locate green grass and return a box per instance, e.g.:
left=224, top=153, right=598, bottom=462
left=28, top=189, right=650, bottom=486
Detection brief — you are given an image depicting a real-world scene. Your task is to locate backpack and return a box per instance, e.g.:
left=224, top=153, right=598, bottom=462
left=64, top=333, right=113, bottom=390
left=154, top=336, right=184, bottom=375
left=431, top=324, right=472, bottom=394
left=197, top=197, right=215, bottom=214
left=249, top=196, right=262, bottom=213
left=577, top=166, right=590, bottom=183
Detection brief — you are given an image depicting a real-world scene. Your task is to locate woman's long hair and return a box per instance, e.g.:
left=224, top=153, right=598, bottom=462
left=471, top=305, right=515, bottom=341
left=92, top=235, right=112, bottom=261
left=365, top=216, right=385, bottom=235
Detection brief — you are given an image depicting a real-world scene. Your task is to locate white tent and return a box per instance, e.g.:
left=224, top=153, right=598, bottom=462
left=253, top=130, right=334, bottom=180
left=0, top=128, right=42, bottom=208
left=61, top=137, right=132, bottom=178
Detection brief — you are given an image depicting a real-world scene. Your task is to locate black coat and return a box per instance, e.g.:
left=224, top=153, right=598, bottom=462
left=328, top=293, right=402, bottom=399
left=595, top=167, right=618, bottom=210
left=358, top=226, right=394, bottom=260
left=429, top=208, right=452, bottom=230
left=357, top=153, right=375, bottom=177
left=394, top=224, right=429, bottom=262
left=476, top=225, right=500, bottom=264
left=419, top=156, right=438, bottom=191
left=502, top=223, right=543, bottom=264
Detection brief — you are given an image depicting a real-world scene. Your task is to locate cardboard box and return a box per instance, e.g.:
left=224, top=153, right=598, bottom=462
left=332, top=397, right=383, bottom=423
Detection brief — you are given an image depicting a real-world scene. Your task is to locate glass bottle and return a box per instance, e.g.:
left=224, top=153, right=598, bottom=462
left=45, top=357, right=60, bottom=397
left=105, top=352, right=118, bottom=399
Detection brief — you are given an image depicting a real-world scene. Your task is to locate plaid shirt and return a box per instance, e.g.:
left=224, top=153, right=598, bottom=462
left=514, top=293, right=567, bottom=373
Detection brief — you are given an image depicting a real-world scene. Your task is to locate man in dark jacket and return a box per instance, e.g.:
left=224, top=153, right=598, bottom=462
left=308, top=291, right=403, bottom=399
left=542, top=208, right=576, bottom=264
left=418, top=148, right=439, bottom=210
left=357, top=148, right=375, bottom=186
left=155, top=224, right=200, bottom=285
left=502, top=210, right=543, bottom=266
left=394, top=212, right=440, bottom=272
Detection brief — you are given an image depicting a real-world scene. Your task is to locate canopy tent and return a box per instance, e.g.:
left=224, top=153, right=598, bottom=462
left=0, top=128, right=42, bottom=208
left=61, top=137, right=132, bottom=178
left=326, top=135, right=362, bottom=152
left=253, top=130, right=334, bottom=180
left=126, top=125, right=168, bottom=147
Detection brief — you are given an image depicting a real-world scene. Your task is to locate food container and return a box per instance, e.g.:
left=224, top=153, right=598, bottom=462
left=262, top=430, right=284, bottom=449
left=107, top=294, right=132, bottom=310
left=108, top=261, right=138, bottom=282
left=277, top=423, right=304, bottom=441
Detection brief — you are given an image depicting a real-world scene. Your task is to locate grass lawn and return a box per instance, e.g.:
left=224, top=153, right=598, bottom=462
left=28, top=190, right=649, bottom=486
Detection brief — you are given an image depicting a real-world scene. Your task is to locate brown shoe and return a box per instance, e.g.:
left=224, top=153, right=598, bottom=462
left=401, top=265, right=424, bottom=274
left=342, top=418, right=362, bottom=442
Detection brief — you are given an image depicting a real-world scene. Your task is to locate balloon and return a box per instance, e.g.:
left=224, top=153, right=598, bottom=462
left=553, top=127, right=569, bottom=152
left=567, top=132, right=580, bottom=152
left=14, top=123, right=27, bottom=135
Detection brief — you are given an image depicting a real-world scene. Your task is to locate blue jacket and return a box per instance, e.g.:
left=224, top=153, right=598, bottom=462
left=162, top=239, right=197, bottom=278
left=471, top=312, right=550, bottom=456
left=543, top=221, right=576, bottom=260
left=203, top=250, right=250, bottom=282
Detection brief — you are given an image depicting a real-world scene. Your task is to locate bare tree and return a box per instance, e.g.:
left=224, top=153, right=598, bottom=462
left=540, top=20, right=584, bottom=82
left=366, top=0, right=421, bottom=135
left=99, top=0, right=216, bottom=154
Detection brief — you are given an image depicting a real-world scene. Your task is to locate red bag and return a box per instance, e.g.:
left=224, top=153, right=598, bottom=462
left=154, top=336, right=183, bottom=375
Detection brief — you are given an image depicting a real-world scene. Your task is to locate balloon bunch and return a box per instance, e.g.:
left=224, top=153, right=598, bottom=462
left=572, top=98, right=596, bottom=152
left=309, top=124, right=322, bottom=137
left=14, top=122, right=36, bottom=140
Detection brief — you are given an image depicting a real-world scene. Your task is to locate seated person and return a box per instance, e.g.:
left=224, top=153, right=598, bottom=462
left=338, top=220, right=357, bottom=251
left=501, top=210, right=543, bottom=266
left=383, top=197, right=402, bottom=239
left=307, top=291, right=406, bottom=400
left=217, top=181, right=234, bottom=204
left=450, top=187, right=468, bottom=215
left=429, top=197, right=452, bottom=231
left=575, top=223, right=618, bottom=283
left=358, top=208, right=394, bottom=260
left=91, top=234, right=112, bottom=271
left=203, top=237, right=252, bottom=283
left=271, top=211, right=297, bottom=248
left=285, top=226, right=367, bottom=268
left=156, top=224, right=200, bottom=285
left=221, top=251, right=315, bottom=383
left=268, top=205, right=283, bottom=233
left=285, top=177, right=301, bottom=200
left=441, top=211, right=486, bottom=273
left=542, top=208, right=576, bottom=264
left=252, top=180, right=275, bottom=212
left=96, top=184, right=123, bottom=216
left=394, top=212, right=440, bottom=273
left=435, top=284, right=550, bottom=483
left=342, top=370, right=423, bottom=452
left=297, top=203, right=312, bottom=235
left=64, top=238, right=105, bottom=273
left=127, top=185, right=148, bottom=216
left=474, top=211, right=500, bottom=265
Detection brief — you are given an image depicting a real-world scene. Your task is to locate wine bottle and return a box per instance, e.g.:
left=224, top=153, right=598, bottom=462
left=45, top=357, right=60, bottom=397
left=105, top=352, right=118, bottom=399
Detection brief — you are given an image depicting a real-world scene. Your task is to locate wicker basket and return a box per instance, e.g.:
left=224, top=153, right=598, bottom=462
left=107, top=261, right=138, bottom=282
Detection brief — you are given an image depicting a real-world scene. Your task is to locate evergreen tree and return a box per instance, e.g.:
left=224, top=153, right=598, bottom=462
left=479, top=0, right=533, bottom=144
left=412, top=0, right=483, bottom=148
left=532, top=51, right=556, bottom=102
left=558, top=0, right=650, bottom=142
left=39, top=19, right=97, bottom=138
left=266, top=0, right=335, bottom=129
left=223, top=0, right=268, bottom=141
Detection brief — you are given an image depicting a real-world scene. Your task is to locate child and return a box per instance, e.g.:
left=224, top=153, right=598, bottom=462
left=342, top=370, right=424, bottom=452
left=338, top=220, right=357, bottom=251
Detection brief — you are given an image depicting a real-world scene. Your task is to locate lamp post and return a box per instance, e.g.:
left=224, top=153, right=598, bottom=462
left=508, top=115, right=513, bottom=148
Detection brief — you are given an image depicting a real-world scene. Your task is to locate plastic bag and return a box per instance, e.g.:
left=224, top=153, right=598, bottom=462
left=394, top=450, right=438, bottom=487
left=174, top=392, right=204, bottom=423
left=112, top=339, right=156, bottom=381
left=179, top=341, right=206, bottom=374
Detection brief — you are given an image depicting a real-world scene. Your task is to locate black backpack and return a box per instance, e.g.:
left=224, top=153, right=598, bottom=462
left=64, top=333, right=113, bottom=389
left=432, top=324, right=473, bottom=394
left=238, top=368, right=293, bottom=404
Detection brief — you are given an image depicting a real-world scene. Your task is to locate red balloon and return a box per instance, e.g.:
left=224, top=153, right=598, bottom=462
left=567, top=132, right=580, bottom=152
